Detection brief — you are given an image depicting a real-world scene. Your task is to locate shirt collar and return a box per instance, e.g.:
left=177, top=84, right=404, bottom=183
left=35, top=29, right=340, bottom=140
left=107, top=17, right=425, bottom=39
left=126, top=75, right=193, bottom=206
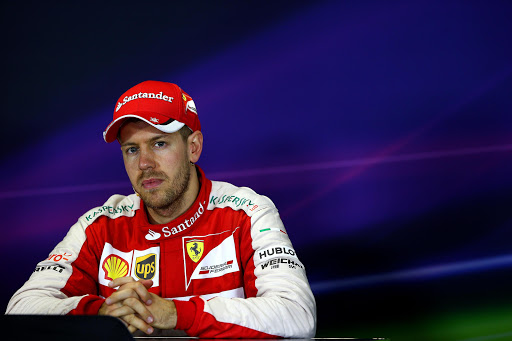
left=139, top=165, right=211, bottom=243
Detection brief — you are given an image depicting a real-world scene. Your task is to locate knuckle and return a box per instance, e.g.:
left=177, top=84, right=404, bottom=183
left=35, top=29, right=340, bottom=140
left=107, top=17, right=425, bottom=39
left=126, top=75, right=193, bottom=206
left=123, top=288, right=136, bottom=297
left=124, top=297, right=139, bottom=305
left=123, top=314, right=137, bottom=324
left=132, top=283, right=144, bottom=291
left=123, top=314, right=148, bottom=331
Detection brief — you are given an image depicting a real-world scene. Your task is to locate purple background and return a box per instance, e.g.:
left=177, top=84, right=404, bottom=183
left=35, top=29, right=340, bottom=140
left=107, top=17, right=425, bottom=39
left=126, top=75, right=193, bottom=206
left=3, top=1, right=512, bottom=339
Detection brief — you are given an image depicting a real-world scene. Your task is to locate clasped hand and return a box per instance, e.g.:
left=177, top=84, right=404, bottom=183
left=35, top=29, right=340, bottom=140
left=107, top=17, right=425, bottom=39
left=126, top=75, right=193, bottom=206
left=98, top=277, right=177, bottom=334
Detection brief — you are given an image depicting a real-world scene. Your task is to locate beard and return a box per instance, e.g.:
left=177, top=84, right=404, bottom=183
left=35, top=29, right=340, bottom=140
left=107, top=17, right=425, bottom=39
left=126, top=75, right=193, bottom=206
left=135, top=159, right=191, bottom=213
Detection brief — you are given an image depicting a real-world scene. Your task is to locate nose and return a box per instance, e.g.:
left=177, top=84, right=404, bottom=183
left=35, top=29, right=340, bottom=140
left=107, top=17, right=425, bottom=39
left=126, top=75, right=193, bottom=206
left=138, top=148, right=156, bottom=170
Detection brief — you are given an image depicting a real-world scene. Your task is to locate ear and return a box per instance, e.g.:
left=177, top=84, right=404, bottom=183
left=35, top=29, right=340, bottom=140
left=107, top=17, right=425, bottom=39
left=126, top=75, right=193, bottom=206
left=187, top=130, right=203, bottom=163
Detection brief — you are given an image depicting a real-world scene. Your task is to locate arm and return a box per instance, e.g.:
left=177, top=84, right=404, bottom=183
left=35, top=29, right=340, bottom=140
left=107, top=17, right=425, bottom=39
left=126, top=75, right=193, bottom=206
left=6, top=218, right=104, bottom=315
left=174, top=204, right=317, bottom=338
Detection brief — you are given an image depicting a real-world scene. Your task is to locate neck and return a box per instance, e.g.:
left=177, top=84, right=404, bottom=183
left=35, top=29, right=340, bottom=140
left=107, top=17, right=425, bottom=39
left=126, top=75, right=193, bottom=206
left=146, top=165, right=200, bottom=225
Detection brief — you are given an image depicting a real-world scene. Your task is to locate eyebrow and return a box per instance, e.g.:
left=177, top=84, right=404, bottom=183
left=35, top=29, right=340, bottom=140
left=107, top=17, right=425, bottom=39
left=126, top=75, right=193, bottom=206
left=120, top=134, right=171, bottom=148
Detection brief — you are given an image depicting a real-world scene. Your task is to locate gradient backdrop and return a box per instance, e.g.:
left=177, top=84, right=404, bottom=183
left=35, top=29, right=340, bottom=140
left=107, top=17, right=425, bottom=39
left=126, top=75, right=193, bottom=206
left=3, top=1, right=512, bottom=340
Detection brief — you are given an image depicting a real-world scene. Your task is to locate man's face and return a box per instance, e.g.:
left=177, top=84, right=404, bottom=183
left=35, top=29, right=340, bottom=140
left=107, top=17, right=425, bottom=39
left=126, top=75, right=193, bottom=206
left=118, top=120, right=191, bottom=211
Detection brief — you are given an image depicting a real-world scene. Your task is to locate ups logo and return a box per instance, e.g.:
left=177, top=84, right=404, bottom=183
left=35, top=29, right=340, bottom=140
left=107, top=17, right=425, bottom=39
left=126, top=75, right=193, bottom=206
left=135, top=253, right=156, bottom=280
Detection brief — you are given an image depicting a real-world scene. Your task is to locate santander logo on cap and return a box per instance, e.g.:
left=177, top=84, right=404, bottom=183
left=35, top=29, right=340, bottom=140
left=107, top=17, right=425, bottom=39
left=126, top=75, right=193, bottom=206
left=115, top=91, right=175, bottom=113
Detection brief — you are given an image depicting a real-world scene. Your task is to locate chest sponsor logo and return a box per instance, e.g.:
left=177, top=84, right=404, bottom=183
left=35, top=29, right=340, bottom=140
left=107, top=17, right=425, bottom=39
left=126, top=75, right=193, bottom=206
left=98, top=243, right=160, bottom=287
left=186, top=240, right=204, bottom=263
left=145, top=202, right=205, bottom=241
left=85, top=204, right=134, bottom=222
left=145, top=229, right=161, bottom=241
left=183, top=230, right=240, bottom=290
left=135, top=254, right=156, bottom=280
left=209, top=195, right=259, bottom=211
left=102, top=255, right=129, bottom=281
left=199, top=260, right=234, bottom=275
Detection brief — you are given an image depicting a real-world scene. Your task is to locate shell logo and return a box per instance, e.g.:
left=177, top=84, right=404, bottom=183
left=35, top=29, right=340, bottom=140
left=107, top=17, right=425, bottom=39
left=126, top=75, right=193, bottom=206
left=102, top=255, right=129, bottom=281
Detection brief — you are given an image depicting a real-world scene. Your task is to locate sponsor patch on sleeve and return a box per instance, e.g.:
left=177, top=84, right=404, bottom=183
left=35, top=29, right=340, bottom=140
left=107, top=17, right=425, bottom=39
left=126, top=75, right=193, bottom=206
left=34, top=264, right=66, bottom=274
left=254, top=245, right=298, bottom=264
left=255, top=245, right=305, bottom=271
left=259, top=258, right=304, bottom=271
left=259, top=227, right=287, bottom=234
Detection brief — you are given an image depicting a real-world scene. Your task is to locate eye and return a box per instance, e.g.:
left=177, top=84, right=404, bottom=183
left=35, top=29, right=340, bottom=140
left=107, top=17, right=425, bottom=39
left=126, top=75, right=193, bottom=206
left=125, top=146, right=138, bottom=155
left=154, top=141, right=166, bottom=148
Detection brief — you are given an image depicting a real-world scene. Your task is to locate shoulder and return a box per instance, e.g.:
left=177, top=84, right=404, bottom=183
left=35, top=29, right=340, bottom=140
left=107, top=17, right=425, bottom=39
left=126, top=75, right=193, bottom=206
left=208, top=180, right=276, bottom=216
left=77, top=193, right=141, bottom=226
left=51, top=194, right=142, bottom=251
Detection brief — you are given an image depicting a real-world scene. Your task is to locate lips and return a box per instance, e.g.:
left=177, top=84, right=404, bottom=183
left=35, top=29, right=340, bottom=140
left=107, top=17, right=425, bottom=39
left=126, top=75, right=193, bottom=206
left=141, top=178, right=164, bottom=190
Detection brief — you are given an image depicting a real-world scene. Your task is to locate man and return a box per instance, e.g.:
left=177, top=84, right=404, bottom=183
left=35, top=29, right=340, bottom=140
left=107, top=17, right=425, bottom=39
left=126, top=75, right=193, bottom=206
left=6, top=81, right=317, bottom=338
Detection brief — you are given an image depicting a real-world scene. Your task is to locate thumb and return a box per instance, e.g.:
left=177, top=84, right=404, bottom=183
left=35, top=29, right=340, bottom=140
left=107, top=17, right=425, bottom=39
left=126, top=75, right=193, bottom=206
left=140, top=279, right=154, bottom=289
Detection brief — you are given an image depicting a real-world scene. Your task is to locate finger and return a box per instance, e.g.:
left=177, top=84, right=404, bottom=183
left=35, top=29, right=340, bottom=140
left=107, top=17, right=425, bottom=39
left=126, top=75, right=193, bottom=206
left=108, top=299, right=154, bottom=325
left=106, top=282, right=152, bottom=305
left=107, top=304, right=136, bottom=318
left=127, top=281, right=153, bottom=305
left=122, top=313, right=154, bottom=335
left=109, top=276, right=136, bottom=288
left=99, top=300, right=125, bottom=315
left=106, top=288, right=138, bottom=305
left=139, top=279, right=153, bottom=289
left=109, top=277, right=152, bottom=290
left=115, top=316, right=138, bottom=334
left=120, top=297, right=154, bottom=324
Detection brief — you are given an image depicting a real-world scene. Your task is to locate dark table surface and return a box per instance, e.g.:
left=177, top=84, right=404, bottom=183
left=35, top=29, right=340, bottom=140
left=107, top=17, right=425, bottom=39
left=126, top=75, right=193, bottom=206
left=1, top=315, right=390, bottom=341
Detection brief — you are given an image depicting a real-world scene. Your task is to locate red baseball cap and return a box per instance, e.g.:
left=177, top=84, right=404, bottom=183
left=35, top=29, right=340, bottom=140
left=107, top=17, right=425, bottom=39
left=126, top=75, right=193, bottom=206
left=103, top=80, right=200, bottom=143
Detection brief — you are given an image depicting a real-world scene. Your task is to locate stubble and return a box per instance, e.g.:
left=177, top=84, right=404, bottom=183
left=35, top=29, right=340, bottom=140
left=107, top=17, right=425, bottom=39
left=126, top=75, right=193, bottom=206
left=136, top=159, right=191, bottom=216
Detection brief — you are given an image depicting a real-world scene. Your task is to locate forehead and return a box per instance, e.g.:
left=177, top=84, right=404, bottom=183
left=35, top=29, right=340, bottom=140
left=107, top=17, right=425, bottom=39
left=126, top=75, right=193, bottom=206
left=118, top=119, right=173, bottom=144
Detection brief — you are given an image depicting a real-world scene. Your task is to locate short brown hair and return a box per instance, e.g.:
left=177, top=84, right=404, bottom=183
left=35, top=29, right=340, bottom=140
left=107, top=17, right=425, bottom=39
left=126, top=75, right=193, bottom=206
left=178, top=126, right=193, bottom=142
left=117, top=118, right=192, bottom=142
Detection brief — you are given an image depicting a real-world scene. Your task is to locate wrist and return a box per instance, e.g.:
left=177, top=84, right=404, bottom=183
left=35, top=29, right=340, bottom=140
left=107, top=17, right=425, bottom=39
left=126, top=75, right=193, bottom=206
left=163, top=299, right=177, bottom=329
left=152, top=296, right=177, bottom=330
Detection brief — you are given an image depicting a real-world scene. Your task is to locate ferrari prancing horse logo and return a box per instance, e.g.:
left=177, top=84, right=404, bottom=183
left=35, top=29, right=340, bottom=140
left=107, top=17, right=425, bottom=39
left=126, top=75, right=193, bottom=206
left=186, top=240, right=204, bottom=263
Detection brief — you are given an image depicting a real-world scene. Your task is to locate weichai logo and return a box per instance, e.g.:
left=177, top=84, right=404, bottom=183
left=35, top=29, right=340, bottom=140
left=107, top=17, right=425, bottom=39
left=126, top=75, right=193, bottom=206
left=135, top=254, right=156, bottom=280
left=102, top=255, right=129, bottom=281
